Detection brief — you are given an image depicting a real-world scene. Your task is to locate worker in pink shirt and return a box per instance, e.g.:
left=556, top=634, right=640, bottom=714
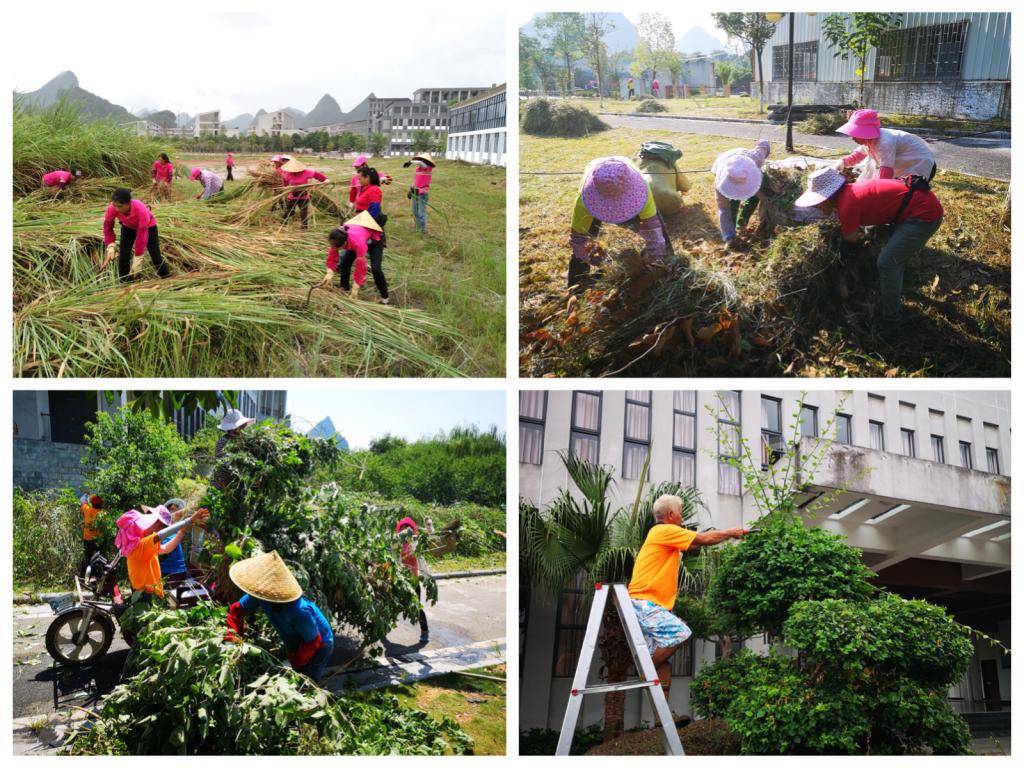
left=42, top=167, right=81, bottom=193
left=652, top=78, right=660, bottom=98
left=280, top=158, right=328, bottom=229
left=100, top=188, right=170, bottom=281
left=348, top=155, right=392, bottom=214
left=225, top=152, right=235, bottom=181
left=321, top=211, right=390, bottom=304
left=403, top=153, right=435, bottom=234
left=151, top=153, right=174, bottom=201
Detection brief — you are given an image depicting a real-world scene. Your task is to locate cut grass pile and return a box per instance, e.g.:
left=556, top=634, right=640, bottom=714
left=635, top=98, right=668, bottom=114
left=520, top=126, right=1010, bottom=377
left=13, top=127, right=505, bottom=377
left=521, top=99, right=610, bottom=137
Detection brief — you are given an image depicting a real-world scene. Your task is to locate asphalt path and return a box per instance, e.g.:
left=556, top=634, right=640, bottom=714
left=602, top=114, right=1011, bottom=181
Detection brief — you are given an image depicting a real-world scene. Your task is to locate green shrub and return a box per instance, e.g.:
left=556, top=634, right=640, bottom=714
left=706, top=516, right=876, bottom=637
left=13, top=487, right=82, bottom=588
left=691, top=649, right=797, bottom=720
left=521, top=99, right=610, bottom=137
left=636, top=98, right=668, bottom=113
left=679, top=718, right=740, bottom=755
left=83, top=406, right=193, bottom=514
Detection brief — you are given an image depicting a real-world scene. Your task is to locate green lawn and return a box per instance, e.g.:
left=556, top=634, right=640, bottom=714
left=428, top=551, right=506, bottom=573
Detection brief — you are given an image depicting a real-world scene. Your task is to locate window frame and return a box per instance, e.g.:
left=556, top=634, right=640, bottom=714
left=986, top=447, right=1000, bottom=475
left=760, top=395, right=783, bottom=468
left=869, top=420, right=886, bottom=452
left=622, top=391, right=652, bottom=481
left=570, top=390, right=603, bottom=464
left=875, top=20, right=969, bottom=82
left=900, top=427, right=916, bottom=458
left=551, top=576, right=588, bottom=677
left=931, top=434, right=946, bottom=464
left=799, top=404, right=819, bottom=438
left=672, top=391, right=697, bottom=487
left=518, top=391, right=548, bottom=465
left=772, top=40, right=819, bottom=81
left=717, top=391, right=742, bottom=496
left=836, top=413, right=853, bottom=445
left=959, top=440, right=973, bottom=469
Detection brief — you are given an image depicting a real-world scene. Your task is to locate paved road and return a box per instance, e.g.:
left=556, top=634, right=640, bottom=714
left=603, top=114, right=1011, bottom=181
left=11, top=574, right=506, bottom=722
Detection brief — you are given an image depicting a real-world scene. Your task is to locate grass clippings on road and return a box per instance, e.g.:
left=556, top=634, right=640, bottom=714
left=519, top=127, right=1009, bottom=378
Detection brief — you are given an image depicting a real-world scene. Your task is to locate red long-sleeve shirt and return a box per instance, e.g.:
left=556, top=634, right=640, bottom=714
left=103, top=199, right=156, bottom=255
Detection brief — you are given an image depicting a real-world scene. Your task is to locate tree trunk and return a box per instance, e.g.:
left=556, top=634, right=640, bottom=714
left=756, top=46, right=766, bottom=113
left=597, top=601, right=636, bottom=742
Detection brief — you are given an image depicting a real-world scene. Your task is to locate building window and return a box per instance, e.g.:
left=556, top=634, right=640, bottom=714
left=931, top=434, right=945, bottom=464
left=875, top=20, right=968, bottom=81
left=959, top=441, right=973, bottom=469
left=670, top=638, right=695, bottom=677
left=772, top=40, right=818, bottom=81
left=570, top=391, right=602, bottom=464
left=673, top=391, right=697, bottom=486
left=552, top=578, right=588, bottom=677
left=901, top=428, right=916, bottom=458
left=622, top=391, right=651, bottom=480
left=986, top=447, right=1000, bottom=474
left=717, top=391, right=741, bottom=495
left=760, top=396, right=783, bottom=467
left=519, top=391, right=547, bottom=465
left=799, top=405, right=818, bottom=438
left=869, top=420, right=885, bottom=451
left=836, top=414, right=852, bottom=445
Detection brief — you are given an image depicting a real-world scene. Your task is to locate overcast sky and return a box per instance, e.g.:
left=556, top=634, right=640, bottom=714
left=286, top=390, right=505, bottom=450
left=10, top=8, right=505, bottom=118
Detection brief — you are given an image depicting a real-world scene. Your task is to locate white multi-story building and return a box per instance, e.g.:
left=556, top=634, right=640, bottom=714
left=445, top=83, right=506, bottom=166
left=368, top=86, right=490, bottom=155
left=252, top=110, right=295, bottom=137
left=192, top=110, right=221, bottom=137
left=519, top=389, right=1011, bottom=736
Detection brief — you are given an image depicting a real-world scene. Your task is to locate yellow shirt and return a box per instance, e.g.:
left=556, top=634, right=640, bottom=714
left=571, top=157, right=658, bottom=235
left=126, top=533, right=164, bottom=598
left=627, top=524, right=697, bottom=609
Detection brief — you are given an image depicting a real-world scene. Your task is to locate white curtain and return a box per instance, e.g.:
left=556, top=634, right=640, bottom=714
left=673, top=452, right=695, bottom=486
left=674, top=412, right=695, bottom=450
left=674, top=391, right=695, bottom=413
left=573, top=393, right=600, bottom=431
left=622, top=442, right=647, bottom=480
left=718, top=463, right=741, bottom=495
left=519, top=391, right=545, bottom=421
left=625, top=403, right=650, bottom=441
left=519, top=423, right=543, bottom=464
left=571, top=434, right=599, bottom=464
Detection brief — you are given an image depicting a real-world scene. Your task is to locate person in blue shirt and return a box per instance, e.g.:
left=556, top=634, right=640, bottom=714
left=158, top=498, right=189, bottom=584
left=225, top=550, right=334, bottom=684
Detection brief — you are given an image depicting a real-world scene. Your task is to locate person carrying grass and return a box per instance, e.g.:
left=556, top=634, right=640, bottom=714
left=322, top=211, right=390, bottom=304
left=189, top=166, right=224, bottom=200
left=101, top=188, right=171, bottom=280
left=712, top=139, right=771, bottom=249
left=225, top=551, right=335, bottom=684
left=568, top=156, right=670, bottom=290
left=151, top=153, right=174, bottom=201
left=42, top=166, right=81, bottom=195
left=403, top=154, right=435, bottom=234
left=280, top=158, right=328, bottom=230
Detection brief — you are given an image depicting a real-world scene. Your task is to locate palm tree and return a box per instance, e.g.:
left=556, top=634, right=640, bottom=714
left=521, top=451, right=707, bottom=743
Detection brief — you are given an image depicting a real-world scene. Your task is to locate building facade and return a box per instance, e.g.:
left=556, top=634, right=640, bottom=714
left=192, top=110, right=222, bottom=137
left=445, top=83, right=506, bottom=166
left=252, top=110, right=295, bottom=137
left=13, top=391, right=288, bottom=492
left=756, top=12, right=1010, bottom=120
left=520, top=389, right=1011, bottom=734
left=367, top=86, right=491, bottom=155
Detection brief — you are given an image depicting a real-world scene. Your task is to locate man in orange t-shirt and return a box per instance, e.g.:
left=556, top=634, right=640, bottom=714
left=628, top=494, right=747, bottom=693
left=79, top=494, right=105, bottom=576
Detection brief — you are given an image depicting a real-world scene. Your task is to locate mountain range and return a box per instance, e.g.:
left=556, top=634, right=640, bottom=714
left=15, top=71, right=376, bottom=131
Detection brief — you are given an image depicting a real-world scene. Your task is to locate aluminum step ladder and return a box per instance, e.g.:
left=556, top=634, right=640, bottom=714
left=556, top=582, right=685, bottom=756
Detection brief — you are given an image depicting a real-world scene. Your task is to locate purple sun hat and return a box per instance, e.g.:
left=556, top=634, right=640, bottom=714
left=580, top=157, right=649, bottom=224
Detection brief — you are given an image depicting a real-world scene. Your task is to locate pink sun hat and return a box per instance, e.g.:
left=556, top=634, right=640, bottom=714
left=271, top=154, right=283, bottom=163
left=352, top=155, right=368, bottom=168
left=837, top=109, right=882, bottom=140
left=189, top=167, right=204, bottom=181
left=715, top=154, right=762, bottom=200
left=580, top=157, right=649, bottom=224
left=794, top=167, right=847, bottom=207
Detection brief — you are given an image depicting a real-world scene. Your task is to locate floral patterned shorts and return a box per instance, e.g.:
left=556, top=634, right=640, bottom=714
left=631, top=598, right=692, bottom=655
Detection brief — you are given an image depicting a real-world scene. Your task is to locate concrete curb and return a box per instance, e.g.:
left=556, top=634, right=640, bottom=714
left=432, top=568, right=506, bottom=580
left=600, top=111, right=1010, bottom=140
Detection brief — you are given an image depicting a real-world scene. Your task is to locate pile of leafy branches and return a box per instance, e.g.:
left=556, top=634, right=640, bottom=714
left=205, top=421, right=435, bottom=653
left=66, top=604, right=472, bottom=755
left=13, top=487, right=83, bottom=588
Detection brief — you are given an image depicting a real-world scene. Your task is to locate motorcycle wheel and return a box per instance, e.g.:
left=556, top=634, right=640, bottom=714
left=45, top=608, right=114, bottom=667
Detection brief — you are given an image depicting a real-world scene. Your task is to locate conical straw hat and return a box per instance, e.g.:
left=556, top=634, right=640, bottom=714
left=347, top=210, right=384, bottom=233
left=411, top=153, right=436, bottom=167
left=229, top=550, right=302, bottom=603
left=281, top=158, right=307, bottom=173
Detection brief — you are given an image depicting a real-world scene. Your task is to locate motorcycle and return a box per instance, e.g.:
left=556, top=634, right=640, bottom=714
left=44, top=551, right=212, bottom=667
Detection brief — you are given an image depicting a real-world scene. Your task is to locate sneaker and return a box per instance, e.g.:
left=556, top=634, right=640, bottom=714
left=377, top=296, right=391, bottom=305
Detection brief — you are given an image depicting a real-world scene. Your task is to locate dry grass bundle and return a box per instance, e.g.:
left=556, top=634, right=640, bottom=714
left=635, top=98, right=668, bottom=114
left=521, top=99, right=610, bottom=137
left=798, top=110, right=847, bottom=135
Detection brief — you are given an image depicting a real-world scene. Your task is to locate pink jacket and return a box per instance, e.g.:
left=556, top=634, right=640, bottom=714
left=282, top=169, right=327, bottom=200
left=43, top=170, right=72, bottom=188
left=414, top=167, right=433, bottom=193
left=226, top=154, right=234, bottom=167
left=152, top=161, right=174, bottom=183
left=327, top=224, right=381, bottom=284
left=103, top=199, right=156, bottom=255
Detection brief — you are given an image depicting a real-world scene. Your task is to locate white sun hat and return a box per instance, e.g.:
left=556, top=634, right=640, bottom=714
left=794, top=167, right=848, bottom=208
left=715, top=154, right=763, bottom=200
left=219, top=409, right=256, bottom=432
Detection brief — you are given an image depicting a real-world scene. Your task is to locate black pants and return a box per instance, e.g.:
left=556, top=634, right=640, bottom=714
left=568, top=213, right=674, bottom=288
left=226, top=165, right=234, bottom=181
left=338, top=238, right=389, bottom=298
left=80, top=539, right=101, bottom=577
left=283, top=197, right=309, bottom=228
left=119, top=224, right=170, bottom=280
left=415, top=584, right=428, bottom=635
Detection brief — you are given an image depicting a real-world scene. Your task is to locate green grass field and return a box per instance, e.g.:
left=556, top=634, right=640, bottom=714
left=520, top=127, right=1010, bottom=378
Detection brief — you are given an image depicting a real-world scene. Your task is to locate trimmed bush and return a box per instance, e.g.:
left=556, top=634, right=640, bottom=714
left=521, top=99, right=610, bottom=137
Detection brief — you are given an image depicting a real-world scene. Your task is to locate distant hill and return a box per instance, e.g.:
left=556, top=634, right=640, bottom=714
left=302, top=94, right=344, bottom=129
left=15, top=70, right=138, bottom=123
left=345, top=93, right=373, bottom=121
left=223, top=112, right=254, bottom=129
left=147, top=110, right=178, bottom=129
left=282, top=107, right=306, bottom=121
left=522, top=13, right=638, bottom=53
left=676, top=26, right=728, bottom=54
left=176, top=112, right=193, bottom=128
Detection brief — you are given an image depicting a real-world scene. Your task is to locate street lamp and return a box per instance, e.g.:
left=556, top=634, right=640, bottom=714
left=765, top=12, right=815, bottom=153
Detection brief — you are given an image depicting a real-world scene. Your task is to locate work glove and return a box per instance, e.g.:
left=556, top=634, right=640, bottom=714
left=103, top=243, right=117, bottom=265
left=321, top=269, right=335, bottom=287
left=638, top=217, right=667, bottom=260
left=152, top=178, right=158, bottom=185
left=347, top=203, right=355, bottom=213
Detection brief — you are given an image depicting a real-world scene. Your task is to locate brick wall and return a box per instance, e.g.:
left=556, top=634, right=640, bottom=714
left=13, top=439, right=88, bottom=492
left=755, top=80, right=1010, bottom=121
